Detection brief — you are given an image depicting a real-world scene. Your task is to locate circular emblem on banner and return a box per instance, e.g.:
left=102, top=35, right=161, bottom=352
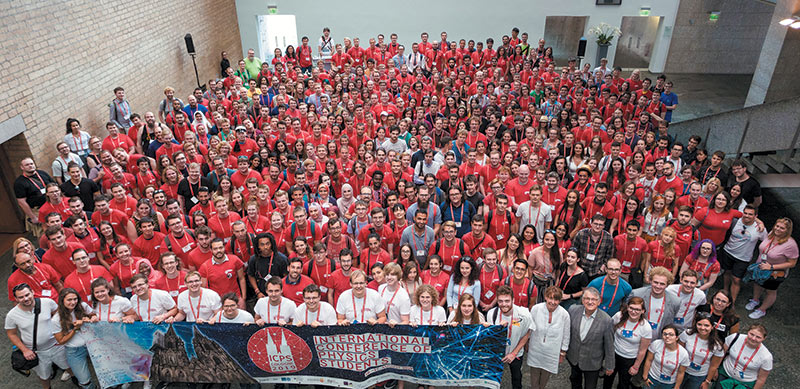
left=248, top=327, right=313, bottom=373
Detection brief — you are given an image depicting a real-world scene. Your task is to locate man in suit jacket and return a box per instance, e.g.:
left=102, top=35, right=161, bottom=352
left=628, top=266, right=680, bottom=339
left=567, top=287, right=615, bottom=389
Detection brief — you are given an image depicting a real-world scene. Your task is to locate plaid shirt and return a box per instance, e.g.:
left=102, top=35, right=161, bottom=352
left=571, top=228, right=615, bottom=277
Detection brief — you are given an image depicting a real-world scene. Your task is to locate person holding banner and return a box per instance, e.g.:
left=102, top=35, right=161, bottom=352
left=336, top=269, right=387, bottom=325
left=293, top=284, right=337, bottom=326
left=89, top=278, right=136, bottom=323
left=378, top=263, right=411, bottom=325
left=254, top=277, right=296, bottom=325
left=53, top=288, right=97, bottom=389
left=410, top=284, right=447, bottom=326
left=128, top=274, right=177, bottom=324
left=527, top=286, right=571, bottom=389
left=211, top=293, right=255, bottom=324
left=486, top=285, right=532, bottom=389
left=174, top=271, right=222, bottom=323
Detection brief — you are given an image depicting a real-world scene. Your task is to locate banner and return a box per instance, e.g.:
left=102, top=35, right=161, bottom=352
left=83, top=322, right=506, bottom=388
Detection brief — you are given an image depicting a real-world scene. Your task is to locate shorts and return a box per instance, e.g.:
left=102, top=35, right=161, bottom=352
left=718, top=249, right=750, bottom=279
left=33, top=344, right=69, bottom=380
left=760, top=276, right=786, bottom=291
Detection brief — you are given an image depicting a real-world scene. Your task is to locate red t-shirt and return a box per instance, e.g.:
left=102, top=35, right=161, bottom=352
left=208, top=212, right=242, bottom=242
left=508, top=277, right=536, bottom=307
left=198, top=255, right=244, bottom=296
left=581, top=198, right=615, bottom=223
left=166, top=232, right=197, bottom=268
left=478, top=265, right=503, bottom=306
left=132, top=233, right=166, bottom=267
left=282, top=275, right=315, bottom=305
left=654, top=176, right=683, bottom=196
left=541, top=187, right=568, bottom=210
left=462, top=232, right=497, bottom=261
left=186, top=247, right=213, bottom=271
left=675, top=195, right=709, bottom=214
left=359, top=249, right=392, bottom=271
left=326, top=269, right=353, bottom=306
left=693, top=207, right=742, bottom=245
left=109, top=196, right=137, bottom=218
left=42, top=242, right=85, bottom=279
left=428, top=239, right=467, bottom=275
left=683, top=256, right=721, bottom=282
left=613, top=235, right=649, bottom=273
left=647, top=241, right=680, bottom=270
left=505, top=178, right=534, bottom=206
left=91, top=209, right=131, bottom=241
left=109, top=259, right=141, bottom=291
left=667, top=221, right=698, bottom=265
left=421, top=270, right=450, bottom=303
left=485, top=210, right=516, bottom=249
left=152, top=271, right=188, bottom=303
left=7, top=264, right=60, bottom=302
left=303, top=259, right=336, bottom=301
left=63, top=266, right=114, bottom=301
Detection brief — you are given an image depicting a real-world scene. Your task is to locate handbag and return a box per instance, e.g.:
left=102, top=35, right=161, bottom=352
left=743, top=262, right=772, bottom=285
left=11, top=298, right=41, bottom=376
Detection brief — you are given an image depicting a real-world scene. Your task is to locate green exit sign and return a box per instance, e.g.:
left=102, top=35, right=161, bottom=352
left=709, top=11, right=720, bottom=21
left=268, top=6, right=278, bottom=14
left=640, top=8, right=650, bottom=16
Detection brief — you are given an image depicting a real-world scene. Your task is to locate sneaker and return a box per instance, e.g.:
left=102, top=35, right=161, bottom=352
left=749, top=309, right=767, bottom=319
left=60, top=370, right=71, bottom=381
left=745, top=299, right=760, bottom=311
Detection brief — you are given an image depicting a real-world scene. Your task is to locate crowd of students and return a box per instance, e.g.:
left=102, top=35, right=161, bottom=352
left=7, top=26, right=796, bottom=389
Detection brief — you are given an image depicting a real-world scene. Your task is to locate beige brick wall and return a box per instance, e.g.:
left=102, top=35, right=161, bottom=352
left=0, top=0, right=243, bottom=171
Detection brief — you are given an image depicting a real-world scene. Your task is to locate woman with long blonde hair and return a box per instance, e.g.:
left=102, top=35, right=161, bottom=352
left=641, top=194, right=672, bottom=242
left=643, top=226, right=680, bottom=282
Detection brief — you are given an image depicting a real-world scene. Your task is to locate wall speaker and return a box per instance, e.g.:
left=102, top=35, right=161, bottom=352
left=185, top=34, right=196, bottom=55
left=577, top=38, right=587, bottom=57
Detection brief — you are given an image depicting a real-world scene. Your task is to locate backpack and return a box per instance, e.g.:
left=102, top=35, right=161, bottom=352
left=432, top=239, right=468, bottom=258
left=306, top=256, right=337, bottom=277
left=485, top=209, right=511, bottom=228
left=290, top=220, right=316, bottom=242
left=163, top=229, right=196, bottom=251
left=478, top=262, right=505, bottom=282
left=503, top=276, right=537, bottom=307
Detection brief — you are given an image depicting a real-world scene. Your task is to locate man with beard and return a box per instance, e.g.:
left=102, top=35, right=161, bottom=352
left=177, top=163, right=210, bottom=214
left=486, top=285, right=533, bottom=389
left=199, top=239, right=246, bottom=307
left=136, top=112, right=167, bottom=156
left=400, top=209, right=436, bottom=268
left=247, top=232, right=289, bottom=300
left=282, top=258, right=314, bottom=305
left=7, top=252, right=61, bottom=301
left=189, top=186, right=215, bottom=218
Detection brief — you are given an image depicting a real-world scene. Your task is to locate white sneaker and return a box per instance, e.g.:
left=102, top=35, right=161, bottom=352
left=60, top=370, right=71, bottom=381
left=745, top=299, right=760, bottom=311
left=749, top=309, right=767, bottom=319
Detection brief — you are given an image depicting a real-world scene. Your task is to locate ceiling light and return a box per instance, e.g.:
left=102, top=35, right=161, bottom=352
left=779, top=18, right=795, bottom=26
left=791, top=21, right=800, bottom=29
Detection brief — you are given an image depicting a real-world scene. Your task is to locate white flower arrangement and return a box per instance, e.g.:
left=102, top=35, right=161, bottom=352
left=588, top=23, right=622, bottom=45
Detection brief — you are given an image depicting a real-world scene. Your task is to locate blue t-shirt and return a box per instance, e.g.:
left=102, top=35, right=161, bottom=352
left=660, top=92, right=678, bottom=122
left=588, top=276, right=632, bottom=316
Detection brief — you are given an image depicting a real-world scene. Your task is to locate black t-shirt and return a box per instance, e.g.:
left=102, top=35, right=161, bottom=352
left=14, top=170, right=55, bottom=208
left=246, top=252, right=289, bottom=294
left=695, top=303, right=739, bottom=340
left=60, top=178, right=100, bottom=212
left=557, top=262, right=590, bottom=296
left=732, top=176, right=761, bottom=204
left=177, top=177, right=211, bottom=213
left=465, top=191, right=485, bottom=212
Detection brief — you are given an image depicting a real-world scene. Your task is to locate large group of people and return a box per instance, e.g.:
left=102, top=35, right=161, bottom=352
left=7, top=25, right=795, bottom=389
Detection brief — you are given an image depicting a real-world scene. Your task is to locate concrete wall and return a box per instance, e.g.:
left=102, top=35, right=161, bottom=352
left=0, top=0, right=242, bottom=170
left=669, top=96, right=800, bottom=155
left=665, top=0, right=774, bottom=74
left=235, top=0, right=680, bottom=72
left=765, top=13, right=800, bottom=102
left=614, top=16, right=661, bottom=68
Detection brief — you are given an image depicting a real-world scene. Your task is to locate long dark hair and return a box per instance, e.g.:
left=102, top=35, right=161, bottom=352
left=452, top=257, right=478, bottom=285
left=90, top=278, right=116, bottom=308
left=606, top=157, right=626, bottom=187
left=542, top=230, right=561, bottom=273
left=65, top=118, right=81, bottom=134
left=254, top=232, right=278, bottom=257
left=557, top=190, right=583, bottom=232
left=98, top=220, right=122, bottom=251
left=686, top=315, right=724, bottom=351
left=57, top=288, right=89, bottom=334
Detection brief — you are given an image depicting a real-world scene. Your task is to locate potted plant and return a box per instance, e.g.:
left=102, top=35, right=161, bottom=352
left=588, top=23, right=622, bottom=65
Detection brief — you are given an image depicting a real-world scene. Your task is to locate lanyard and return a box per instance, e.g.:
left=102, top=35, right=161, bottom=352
left=77, top=268, right=95, bottom=297
left=586, top=234, right=602, bottom=257
left=411, top=229, right=427, bottom=254
left=218, top=214, right=232, bottom=237
left=381, top=286, right=400, bottom=313
left=691, top=335, right=711, bottom=367
left=734, top=342, right=760, bottom=373
left=26, top=172, right=46, bottom=190
left=558, top=267, right=577, bottom=290
left=98, top=300, right=112, bottom=321
left=189, top=290, right=203, bottom=321
left=678, top=288, right=695, bottom=318
left=647, top=212, right=660, bottom=234
left=305, top=306, right=321, bottom=324
left=648, top=294, right=665, bottom=326
left=137, top=292, right=152, bottom=321
left=419, top=306, right=433, bottom=325
left=351, top=293, right=367, bottom=322
left=660, top=345, right=680, bottom=377
left=763, top=239, right=776, bottom=259
left=24, top=266, right=45, bottom=288
left=624, top=319, right=641, bottom=332
left=450, top=203, right=464, bottom=224
left=458, top=283, right=468, bottom=300
left=600, top=277, right=620, bottom=310
left=528, top=202, right=542, bottom=227
left=166, top=274, right=181, bottom=295
left=267, top=301, right=282, bottom=323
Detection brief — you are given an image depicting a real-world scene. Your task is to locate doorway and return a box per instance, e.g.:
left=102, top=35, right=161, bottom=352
left=543, top=16, right=589, bottom=64
left=614, top=16, right=662, bottom=68
left=0, top=141, right=26, bottom=234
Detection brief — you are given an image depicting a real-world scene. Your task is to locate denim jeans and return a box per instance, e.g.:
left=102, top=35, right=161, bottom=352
left=681, top=373, right=707, bottom=389
left=66, top=346, right=96, bottom=389
left=647, top=374, right=676, bottom=389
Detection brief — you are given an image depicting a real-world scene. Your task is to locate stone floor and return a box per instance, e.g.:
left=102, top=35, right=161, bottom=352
left=641, top=72, right=753, bottom=123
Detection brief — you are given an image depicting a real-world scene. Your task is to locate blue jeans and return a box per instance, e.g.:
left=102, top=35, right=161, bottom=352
left=681, top=373, right=706, bottom=389
left=647, top=374, right=676, bottom=389
left=66, top=346, right=96, bottom=389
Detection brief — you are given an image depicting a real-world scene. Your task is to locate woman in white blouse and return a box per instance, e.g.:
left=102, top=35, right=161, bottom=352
left=677, top=313, right=724, bottom=389
left=641, top=324, right=690, bottom=388
left=410, top=285, right=447, bottom=326
left=605, top=297, right=652, bottom=389
left=89, top=278, right=136, bottom=323
left=527, top=286, right=570, bottom=389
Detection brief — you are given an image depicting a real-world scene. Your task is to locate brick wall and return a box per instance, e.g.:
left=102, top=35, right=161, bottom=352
left=0, top=0, right=242, bottom=171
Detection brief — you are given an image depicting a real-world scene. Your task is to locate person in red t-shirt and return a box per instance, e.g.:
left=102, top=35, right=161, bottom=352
left=92, top=195, right=137, bottom=243
left=504, top=165, right=535, bottom=209
left=613, top=220, right=649, bottom=275
left=667, top=206, right=699, bottom=263
left=208, top=196, right=241, bottom=243
left=420, top=255, right=450, bottom=307
left=282, top=258, right=315, bottom=305
left=675, top=182, right=709, bottom=214
left=199, top=239, right=246, bottom=305
left=108, top=244, right=142, bottom=296
left=428, top=222, right=469, bottom=275
left=485, top=195, right=517, bottom=249
left=462, top=216, right=497, bottom=262
left=654, top=160, right=683, bottom=197
left=63, top=248, right=114, bottom=302
left=151, top=252, right=187, bottom=303
left=8, top=252, right=61, bottom=302
left=326, top=249, right=356, bottom=307
left=132, top=217, right=165, bottom=267
left=691, top=192, right=743, bottom=246
left=359, top=234, right=392, bottom=272
left=42, top=227, right=85, bottom=279
left=304, top=243, right=337, bottom=301
left=477, top=249, right=504, bottom=312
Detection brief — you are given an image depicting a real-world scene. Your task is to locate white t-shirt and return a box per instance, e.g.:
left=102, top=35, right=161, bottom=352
left=409, top=305, right=448, bottom=325
left=177, top=288, right=221, bottom=322
left=647, top=295, right=666, bottom=331
left=377, top=284, right=411, bottom=323
left=723, top=334, right=772, bottom=382
left=515, top=201, right=552, bottom=243
left=129, top=289, right=176, bottom=322
left=51, top=303, right=94, bottom=348
left=94, top=295, right=133, bottom=322
left=446, top=310, right=486, bottom=325
left=216, top=309, right=255, bottom=324
left=487, top=305, right=533, bottom=356
left=336, top=289, right=385, bottom=323
left=666, top=285, right=706, bottom=331
left=679, top=331, right=724, bottom=377
left=647, top=339, right=690, bottom=384
left=4, top=298, right=59, bottom=350
left=612, top=312, right=653, bottom=359
left=254, top=296, right=296, bottom=324
left=293, top=302, right=338, bottom=325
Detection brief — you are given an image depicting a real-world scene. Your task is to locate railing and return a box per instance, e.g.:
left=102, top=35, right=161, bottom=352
left=669, top=96, right=800, bottom=158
